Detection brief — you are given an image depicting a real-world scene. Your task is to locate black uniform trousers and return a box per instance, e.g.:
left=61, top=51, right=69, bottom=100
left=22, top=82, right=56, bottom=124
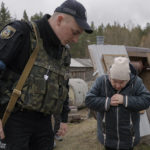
left=4, top=109, right=54, bottom=150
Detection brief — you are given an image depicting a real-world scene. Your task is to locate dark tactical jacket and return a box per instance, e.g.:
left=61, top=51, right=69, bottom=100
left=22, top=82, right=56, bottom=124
left=0, top=14, right=70, bottom=120
left=18, top=23, right=70, bottom=114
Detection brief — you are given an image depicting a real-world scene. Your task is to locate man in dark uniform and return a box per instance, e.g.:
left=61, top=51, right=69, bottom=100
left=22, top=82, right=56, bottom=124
left=0, top=0, right=93, bottom=150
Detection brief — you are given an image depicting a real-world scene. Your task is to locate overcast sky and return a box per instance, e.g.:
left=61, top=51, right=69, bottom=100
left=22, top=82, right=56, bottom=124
left=1, top=0, right=150, bottom=29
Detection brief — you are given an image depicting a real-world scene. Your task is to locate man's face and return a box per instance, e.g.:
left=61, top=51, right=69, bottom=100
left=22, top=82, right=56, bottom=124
left=110, top=78, right=128, bottom=91
left=56, top=15, right=83, bottom=45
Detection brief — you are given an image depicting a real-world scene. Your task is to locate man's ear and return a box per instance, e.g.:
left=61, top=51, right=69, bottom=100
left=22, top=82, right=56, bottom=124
left=57, top=15, right=64, bottom=25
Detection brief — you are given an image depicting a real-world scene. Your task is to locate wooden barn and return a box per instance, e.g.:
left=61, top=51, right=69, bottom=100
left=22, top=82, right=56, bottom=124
left=70, top=58, right=94, bottom=81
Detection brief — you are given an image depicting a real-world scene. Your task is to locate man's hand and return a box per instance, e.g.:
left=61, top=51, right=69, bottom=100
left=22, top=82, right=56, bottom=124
left=110, top=94, right=123, bottom=106
left=0, top=119, right=5, bottom=139
left=57, top=122, right=67, bottom=136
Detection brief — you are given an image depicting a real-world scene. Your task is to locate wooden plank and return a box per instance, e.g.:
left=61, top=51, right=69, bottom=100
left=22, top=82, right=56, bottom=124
left=140, top=110, right=145, bottom=114
left=68, top=114, right=81, bottom=123
left=88, top=51, right=98, bottom=79
left=147, top=108, right=150, bottom=123
left=128, top=52, right=147, bottom=57
left=102, top=54, right=127, bottom=72
left=146, top=53, right=150, bottom=66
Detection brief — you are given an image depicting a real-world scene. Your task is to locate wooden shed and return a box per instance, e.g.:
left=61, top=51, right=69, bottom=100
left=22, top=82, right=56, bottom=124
left=70, top=58, right=94, bottom=81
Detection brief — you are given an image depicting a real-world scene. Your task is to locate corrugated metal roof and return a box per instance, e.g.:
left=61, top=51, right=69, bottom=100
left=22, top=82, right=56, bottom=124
left=75, top=58, right=93, bottom=67
left=70, top=58, right=92, bottom=67
left=70, top=58, right=84, bottom=67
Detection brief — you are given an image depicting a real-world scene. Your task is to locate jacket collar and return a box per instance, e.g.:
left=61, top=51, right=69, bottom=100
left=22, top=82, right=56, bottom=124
left=35, top=14, right=61, bottom=47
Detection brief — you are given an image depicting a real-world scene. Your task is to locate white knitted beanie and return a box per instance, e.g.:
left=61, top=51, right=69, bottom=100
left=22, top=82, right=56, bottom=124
left=110, top=57, right=130, bottom=80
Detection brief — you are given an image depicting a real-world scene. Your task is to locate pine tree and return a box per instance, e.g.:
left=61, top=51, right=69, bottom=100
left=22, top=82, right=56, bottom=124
left=30, top=12, right=43, bottom=21
left=0, top=2, right=11, bottom=29
left=22, top=10, right=29, bottom=21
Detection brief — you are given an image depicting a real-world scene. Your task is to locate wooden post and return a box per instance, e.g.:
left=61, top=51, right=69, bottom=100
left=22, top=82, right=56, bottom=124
left=146, top=53, right=150, bottom=66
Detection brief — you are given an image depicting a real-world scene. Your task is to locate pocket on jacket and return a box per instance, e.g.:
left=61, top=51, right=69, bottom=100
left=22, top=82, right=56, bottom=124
left=22, top=77, right=46, bottom=109
left=31, top=77, right=46, bottom=94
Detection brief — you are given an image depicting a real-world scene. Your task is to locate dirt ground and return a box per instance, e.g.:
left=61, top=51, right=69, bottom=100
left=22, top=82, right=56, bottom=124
left=54, top=108, right=150, bottom=150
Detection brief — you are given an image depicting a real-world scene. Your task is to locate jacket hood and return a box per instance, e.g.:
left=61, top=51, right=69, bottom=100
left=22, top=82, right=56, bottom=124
left=129, top=63, right=137, bottom=76
left=127, top=63, right=137, bottom=86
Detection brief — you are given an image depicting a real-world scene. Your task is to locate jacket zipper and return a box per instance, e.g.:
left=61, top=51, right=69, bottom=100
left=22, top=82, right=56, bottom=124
left=39, top=66, right=50, bottom=112
left=117, top=106, right=120, bottom=150
left=116, top=91, right=120, bottom=150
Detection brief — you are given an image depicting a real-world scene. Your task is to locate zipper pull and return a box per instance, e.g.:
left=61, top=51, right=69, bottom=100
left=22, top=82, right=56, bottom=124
left=44, top=65, right=50, bottom=80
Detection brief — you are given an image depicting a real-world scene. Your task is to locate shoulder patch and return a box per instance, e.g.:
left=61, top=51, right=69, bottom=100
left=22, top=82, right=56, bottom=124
left=0, top=25, right=16, bottom=39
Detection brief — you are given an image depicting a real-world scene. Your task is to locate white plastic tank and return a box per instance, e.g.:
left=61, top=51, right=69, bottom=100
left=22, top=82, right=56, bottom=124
left=69, top=78, right=88, bottom=108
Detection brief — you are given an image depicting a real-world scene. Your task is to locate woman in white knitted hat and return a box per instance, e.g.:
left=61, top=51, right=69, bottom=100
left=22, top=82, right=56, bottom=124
left=85, top=57, right=150, bottom=150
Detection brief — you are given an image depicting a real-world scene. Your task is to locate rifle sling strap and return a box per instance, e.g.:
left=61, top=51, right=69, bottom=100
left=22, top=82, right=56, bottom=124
left=2, top=22, right=40, bottom=126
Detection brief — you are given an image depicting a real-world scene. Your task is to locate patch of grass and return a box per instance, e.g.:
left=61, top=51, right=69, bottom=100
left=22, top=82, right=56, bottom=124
left=134, top=144, right=150, bottom=150
left=54, top=110, right=150, bottom=150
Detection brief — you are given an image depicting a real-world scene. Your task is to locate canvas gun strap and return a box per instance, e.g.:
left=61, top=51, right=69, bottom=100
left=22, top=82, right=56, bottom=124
left=2, top=22, right=40, bottom=126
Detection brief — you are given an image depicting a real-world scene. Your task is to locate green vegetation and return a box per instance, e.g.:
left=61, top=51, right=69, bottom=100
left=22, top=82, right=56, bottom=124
left=1, top=2, right=150, bottom=58
left=0, top=2, right=11, bottom=30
